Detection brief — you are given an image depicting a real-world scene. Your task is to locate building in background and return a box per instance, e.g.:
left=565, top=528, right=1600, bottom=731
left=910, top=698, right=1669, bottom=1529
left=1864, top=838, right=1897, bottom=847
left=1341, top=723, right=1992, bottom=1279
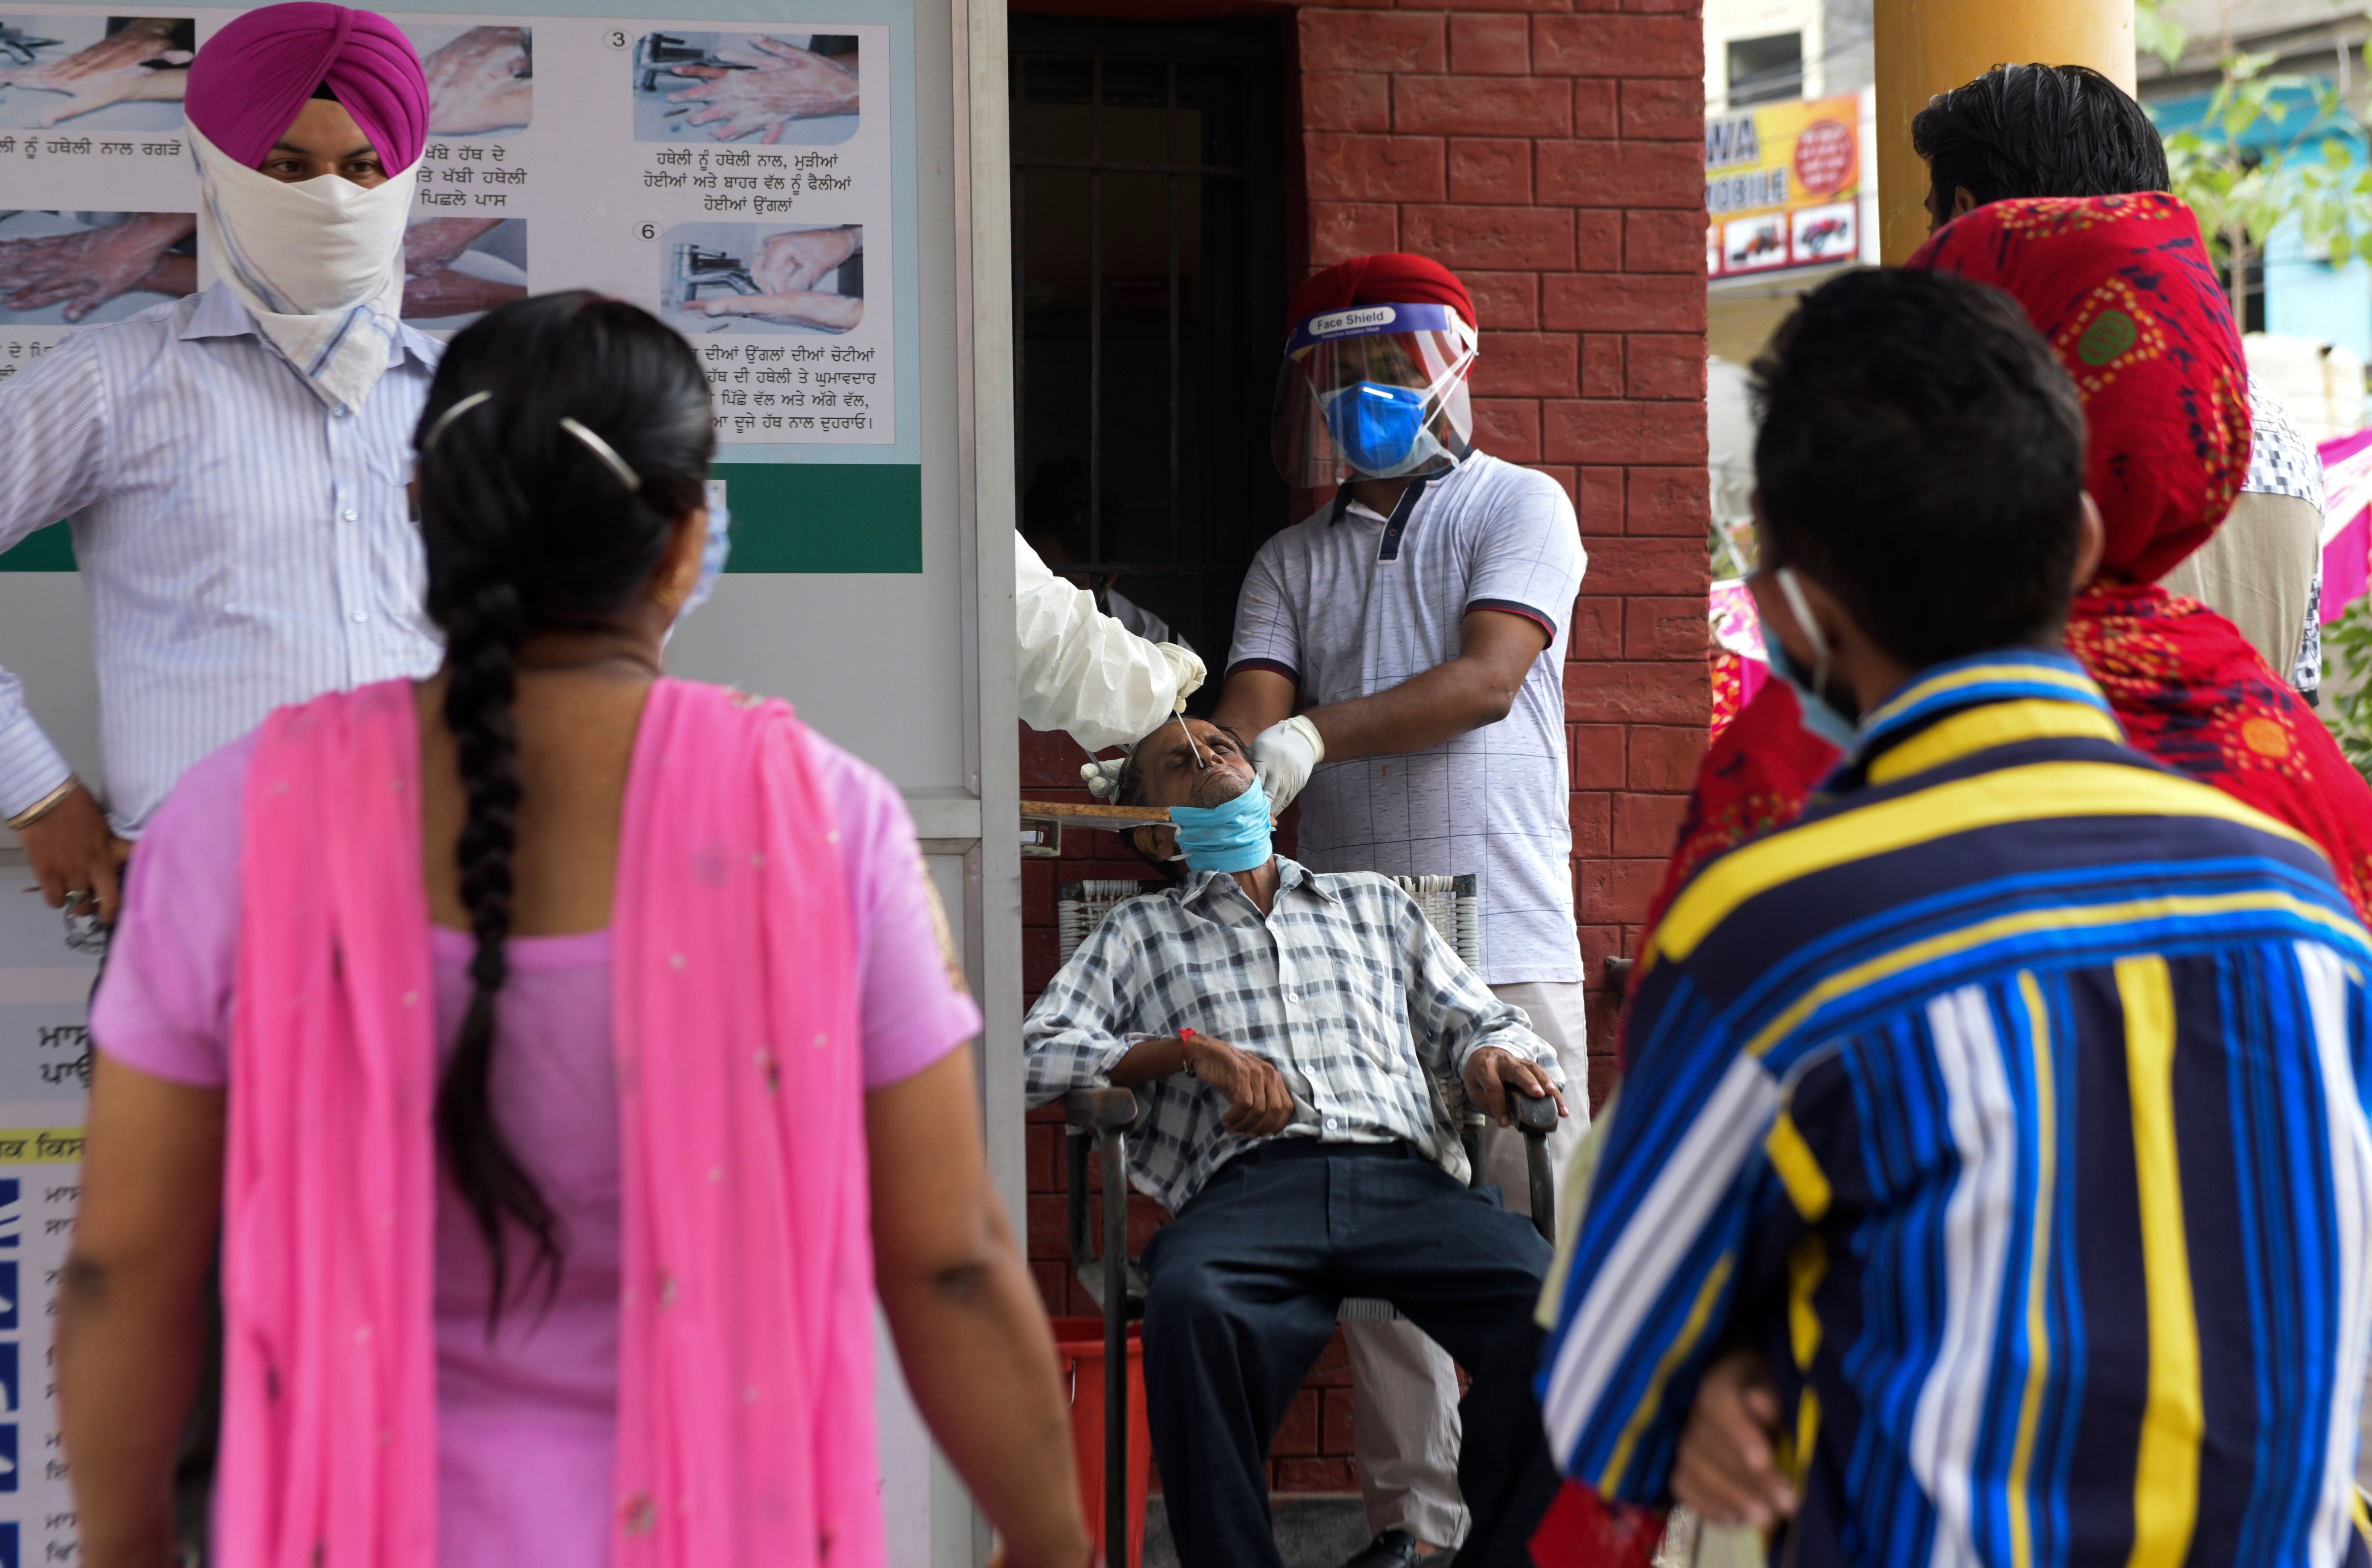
left=1702, top=0, right=1876, bottom=364
left=2140, top=0, right=2372, bottom=436
left=1702, top=0, right=1875, bottom=577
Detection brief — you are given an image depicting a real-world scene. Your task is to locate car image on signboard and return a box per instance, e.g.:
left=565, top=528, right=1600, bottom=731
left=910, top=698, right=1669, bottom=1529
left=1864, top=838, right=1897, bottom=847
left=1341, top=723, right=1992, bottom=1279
left=1791, top=202, right=1857, bottom=266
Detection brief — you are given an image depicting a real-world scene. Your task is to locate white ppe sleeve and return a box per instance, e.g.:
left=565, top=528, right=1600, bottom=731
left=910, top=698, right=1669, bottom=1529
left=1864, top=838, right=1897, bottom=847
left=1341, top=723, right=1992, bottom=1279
left=0, top=332, right=106, bottom=818
left=1014, top=532, right=1204, bottom=753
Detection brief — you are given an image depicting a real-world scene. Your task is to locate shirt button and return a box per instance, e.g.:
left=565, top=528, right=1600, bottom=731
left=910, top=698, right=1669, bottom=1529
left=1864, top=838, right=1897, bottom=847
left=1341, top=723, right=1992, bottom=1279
left=333, top=406, right=352, bottom=419
left=351, top=611, right=370, bottom=623
left=341, top=508, right=358, bottom=522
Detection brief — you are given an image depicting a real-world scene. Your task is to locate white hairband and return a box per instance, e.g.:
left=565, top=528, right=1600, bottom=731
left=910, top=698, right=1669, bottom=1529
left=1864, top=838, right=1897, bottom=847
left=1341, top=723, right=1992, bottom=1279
left=557, top=417, right=642, bottom=493
left=421, top=389, right=490, bottom=451
left=419, top=391, right=644, bottom=494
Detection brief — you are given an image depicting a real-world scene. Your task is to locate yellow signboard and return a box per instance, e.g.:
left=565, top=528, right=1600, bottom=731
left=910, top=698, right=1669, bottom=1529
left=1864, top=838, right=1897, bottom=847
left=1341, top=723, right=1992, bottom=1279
left=1704, top=94, right=1863, bottom=280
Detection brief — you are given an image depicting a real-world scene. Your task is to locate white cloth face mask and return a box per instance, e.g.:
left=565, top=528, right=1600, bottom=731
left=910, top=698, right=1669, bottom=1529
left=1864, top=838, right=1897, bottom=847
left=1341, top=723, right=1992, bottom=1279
left=187, top=120, right=413, bottom=412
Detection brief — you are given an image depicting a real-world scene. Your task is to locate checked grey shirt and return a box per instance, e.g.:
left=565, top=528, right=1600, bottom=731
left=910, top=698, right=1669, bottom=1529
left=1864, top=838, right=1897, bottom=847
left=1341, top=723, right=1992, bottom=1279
left=1023, top=857, right=1561, bottom=1212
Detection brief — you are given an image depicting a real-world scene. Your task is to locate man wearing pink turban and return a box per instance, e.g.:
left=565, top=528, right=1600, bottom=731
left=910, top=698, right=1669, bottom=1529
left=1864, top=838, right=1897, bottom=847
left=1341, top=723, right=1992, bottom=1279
left=0, top=19, right=431, bottom=1553
left=0, top=3, right=438, bottom=941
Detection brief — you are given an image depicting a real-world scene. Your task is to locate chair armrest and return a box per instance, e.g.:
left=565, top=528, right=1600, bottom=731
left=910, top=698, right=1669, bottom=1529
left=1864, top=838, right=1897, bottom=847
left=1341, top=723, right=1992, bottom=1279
left=1516, top=1091, right=1558, bottom=1242
left=1061, top=1086, right=1145, bottom=1134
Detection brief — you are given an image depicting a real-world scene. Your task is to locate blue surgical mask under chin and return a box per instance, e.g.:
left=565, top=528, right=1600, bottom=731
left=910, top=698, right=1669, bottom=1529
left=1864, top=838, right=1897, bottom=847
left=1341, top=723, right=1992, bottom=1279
left=1169, top=777, right=1275, bottom=873
left=1765, top=566, right=1860, bottom=751
left=1764, top=634, right=1859, bottom=751
left=1321, top=381, right=1449, bottom=478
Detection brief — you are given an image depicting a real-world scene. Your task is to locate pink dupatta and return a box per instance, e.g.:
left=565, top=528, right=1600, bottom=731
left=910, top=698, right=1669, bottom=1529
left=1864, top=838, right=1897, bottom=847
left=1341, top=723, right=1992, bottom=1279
left=219, top=677, right=881, bottom=1567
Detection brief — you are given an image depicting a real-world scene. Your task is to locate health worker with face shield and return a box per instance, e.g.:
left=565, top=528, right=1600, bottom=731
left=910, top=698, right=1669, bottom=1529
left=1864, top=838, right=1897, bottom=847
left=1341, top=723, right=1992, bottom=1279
left=0, top=2, right=449, bottom=934
left=1209, top=253, right=1589, bottom=1568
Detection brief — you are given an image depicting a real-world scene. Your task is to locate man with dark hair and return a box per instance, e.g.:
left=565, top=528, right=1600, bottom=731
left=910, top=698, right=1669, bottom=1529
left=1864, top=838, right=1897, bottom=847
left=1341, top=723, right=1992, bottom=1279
left=1109, top=717, right=1250, bottom=829
left=1912, top=61, right=2326, bottom=698
left=1538, top=266, right=2372, bottom=1567
left=1910, top=62, right=2170, bottom=226
left=1025, top=714, right=1570, bottom=1568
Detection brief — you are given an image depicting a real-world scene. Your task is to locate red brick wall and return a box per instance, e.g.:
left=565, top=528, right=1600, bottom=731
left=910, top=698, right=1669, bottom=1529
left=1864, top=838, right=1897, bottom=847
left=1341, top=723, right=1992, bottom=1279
left=1017, top=0, right=1710, bottom=1499
left=1294, top=0, right=1711, bottom=1096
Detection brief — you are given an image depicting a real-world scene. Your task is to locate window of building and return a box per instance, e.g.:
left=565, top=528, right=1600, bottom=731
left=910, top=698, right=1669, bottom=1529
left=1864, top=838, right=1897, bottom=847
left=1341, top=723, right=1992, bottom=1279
left=1008, top=15, right=1290, bottom=680
left=1726, top=32, right=1804, bottom=107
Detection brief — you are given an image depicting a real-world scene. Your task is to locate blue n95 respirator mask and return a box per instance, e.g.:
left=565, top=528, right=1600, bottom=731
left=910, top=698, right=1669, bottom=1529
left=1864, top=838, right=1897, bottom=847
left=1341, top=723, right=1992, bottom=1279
left=1168, top=776, right=1276, bottom=874
left=1319, top=381, right=1448, bottom=479
left=1273, top=302, right=1477, bottom=486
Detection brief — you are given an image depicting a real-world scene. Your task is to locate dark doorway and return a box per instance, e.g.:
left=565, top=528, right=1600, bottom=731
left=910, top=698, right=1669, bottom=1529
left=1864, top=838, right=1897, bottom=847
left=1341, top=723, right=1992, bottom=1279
left=1009, top=15, right=1291, bottom=691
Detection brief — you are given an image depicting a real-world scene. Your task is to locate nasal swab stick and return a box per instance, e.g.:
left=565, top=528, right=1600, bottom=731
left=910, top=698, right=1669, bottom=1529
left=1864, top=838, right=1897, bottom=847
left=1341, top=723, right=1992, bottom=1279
left=1175, top=703, right=1206, bottom=770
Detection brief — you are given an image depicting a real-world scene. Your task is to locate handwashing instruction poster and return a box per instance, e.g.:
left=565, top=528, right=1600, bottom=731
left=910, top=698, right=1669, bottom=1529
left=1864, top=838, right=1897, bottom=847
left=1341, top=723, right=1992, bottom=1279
left=0, top=879, right=98, bottom=1564
left=0, top=11, right=897, bottom=445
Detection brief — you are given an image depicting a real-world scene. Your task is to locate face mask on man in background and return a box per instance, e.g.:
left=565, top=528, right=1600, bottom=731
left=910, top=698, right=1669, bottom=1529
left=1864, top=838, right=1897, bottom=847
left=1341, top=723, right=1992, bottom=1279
left=1760, top=564, right=1863, bottom=751
left=182, top=2, right=430, bottom=412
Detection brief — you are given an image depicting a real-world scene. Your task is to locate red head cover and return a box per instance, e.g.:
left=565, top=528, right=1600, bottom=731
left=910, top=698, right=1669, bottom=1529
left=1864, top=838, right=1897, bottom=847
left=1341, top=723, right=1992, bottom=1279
left=186, top=2, right=430, bottom=176
left=1288, top=253, right=1476, bottom=331
left=1906, top=192, right=2252, bottom=586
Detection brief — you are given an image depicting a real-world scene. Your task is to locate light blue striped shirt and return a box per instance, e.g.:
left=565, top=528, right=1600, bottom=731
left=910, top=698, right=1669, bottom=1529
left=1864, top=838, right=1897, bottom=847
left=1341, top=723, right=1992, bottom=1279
left=0, top=283, right=442, bottom=835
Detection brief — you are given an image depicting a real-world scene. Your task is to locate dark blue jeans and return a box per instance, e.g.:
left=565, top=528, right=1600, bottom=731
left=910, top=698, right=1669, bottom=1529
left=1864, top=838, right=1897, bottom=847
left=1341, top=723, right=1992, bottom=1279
left=1140, top=1140, right=1559, bottom=1568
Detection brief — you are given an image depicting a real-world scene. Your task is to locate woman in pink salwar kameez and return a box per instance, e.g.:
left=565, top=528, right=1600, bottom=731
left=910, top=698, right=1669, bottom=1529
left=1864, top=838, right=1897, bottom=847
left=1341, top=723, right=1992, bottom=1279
left=55, top=292, right=1092, bottom=1568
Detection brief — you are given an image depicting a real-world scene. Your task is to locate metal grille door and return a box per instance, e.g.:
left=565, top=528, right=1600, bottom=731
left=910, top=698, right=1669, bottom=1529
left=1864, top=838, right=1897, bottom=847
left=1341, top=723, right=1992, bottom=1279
left=1009, top=17, right=1289, bottom=676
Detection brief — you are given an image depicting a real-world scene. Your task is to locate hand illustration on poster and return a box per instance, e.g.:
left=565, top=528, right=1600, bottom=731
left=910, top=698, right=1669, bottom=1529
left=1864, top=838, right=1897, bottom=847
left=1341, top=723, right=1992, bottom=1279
left=0, top=15, right=190, bottom=130
left=404, top=215, right=525, bottom=328
left=663, top=221, right=862, bottom=334
left=412, top=22, right=530, bottom=136
left=0, top=210, right=192, bottom=323
left=631, top=31, right=858, bottom=146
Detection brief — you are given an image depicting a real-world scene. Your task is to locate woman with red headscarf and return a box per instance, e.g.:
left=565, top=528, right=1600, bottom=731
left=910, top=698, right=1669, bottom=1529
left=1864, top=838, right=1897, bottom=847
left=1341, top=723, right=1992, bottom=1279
left=1640, top=192, right=2372, bottom=982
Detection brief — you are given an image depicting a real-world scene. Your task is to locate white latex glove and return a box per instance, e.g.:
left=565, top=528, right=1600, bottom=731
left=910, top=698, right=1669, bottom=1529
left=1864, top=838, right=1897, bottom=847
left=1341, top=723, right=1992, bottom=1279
left=1014, top=534, right=1203, bottom=753
left=1157, top=641, right=1207, bottom=704
left=1250, top=715, right=1325, bottom=813
left=1081, top=756, right=1127, bottom=800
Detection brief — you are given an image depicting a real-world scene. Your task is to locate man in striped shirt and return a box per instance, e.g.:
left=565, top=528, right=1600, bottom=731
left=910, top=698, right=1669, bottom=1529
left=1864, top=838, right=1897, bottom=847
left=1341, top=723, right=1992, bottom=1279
left=0, top=6, right=438, bottom=930
left=1538, top=270, right=2372, bottom=1566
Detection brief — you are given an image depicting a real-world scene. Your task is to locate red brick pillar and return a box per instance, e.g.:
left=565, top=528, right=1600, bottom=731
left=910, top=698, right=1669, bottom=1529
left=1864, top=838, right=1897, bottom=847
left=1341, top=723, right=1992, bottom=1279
left=1020, top=1, right=1712, bottom=1497
left=1297, top=1, right=1713, bottom=1107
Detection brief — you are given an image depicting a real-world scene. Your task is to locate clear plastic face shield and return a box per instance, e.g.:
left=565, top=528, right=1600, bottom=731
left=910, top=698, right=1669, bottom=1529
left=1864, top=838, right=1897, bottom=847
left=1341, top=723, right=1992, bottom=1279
left=1271, top=302, right=1479, bottom=487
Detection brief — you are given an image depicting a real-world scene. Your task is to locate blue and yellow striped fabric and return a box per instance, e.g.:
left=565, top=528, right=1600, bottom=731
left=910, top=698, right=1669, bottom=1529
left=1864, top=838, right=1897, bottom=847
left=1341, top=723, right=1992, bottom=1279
left=1539, top=649, right=2372, bottom=1568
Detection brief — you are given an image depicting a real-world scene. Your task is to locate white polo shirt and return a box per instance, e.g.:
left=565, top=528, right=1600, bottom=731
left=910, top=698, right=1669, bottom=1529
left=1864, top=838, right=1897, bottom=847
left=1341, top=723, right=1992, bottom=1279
left=1227, top=451, right=1586, bottom=983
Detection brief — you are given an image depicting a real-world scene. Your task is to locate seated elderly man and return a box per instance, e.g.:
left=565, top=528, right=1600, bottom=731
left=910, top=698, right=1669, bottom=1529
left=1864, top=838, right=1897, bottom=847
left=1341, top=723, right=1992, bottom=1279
left=1024, top=715, right=1568, bottom=1568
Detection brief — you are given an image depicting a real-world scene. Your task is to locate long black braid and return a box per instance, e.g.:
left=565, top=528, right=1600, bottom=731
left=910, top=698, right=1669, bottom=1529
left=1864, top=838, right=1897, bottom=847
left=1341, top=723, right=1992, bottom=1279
left=413, top=292, right=715, bottom=1323
left=436, top=569, right=545, bottom=1318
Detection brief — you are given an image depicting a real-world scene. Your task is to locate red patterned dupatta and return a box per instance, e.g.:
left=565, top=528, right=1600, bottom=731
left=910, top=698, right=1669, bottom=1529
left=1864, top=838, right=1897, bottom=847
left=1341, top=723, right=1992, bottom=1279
left=1639, top=590, right=2372, bottom=973
left=2070, top=580, right=2372, bottom=909
left=1628, top=195, right=2372, bottom=1067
